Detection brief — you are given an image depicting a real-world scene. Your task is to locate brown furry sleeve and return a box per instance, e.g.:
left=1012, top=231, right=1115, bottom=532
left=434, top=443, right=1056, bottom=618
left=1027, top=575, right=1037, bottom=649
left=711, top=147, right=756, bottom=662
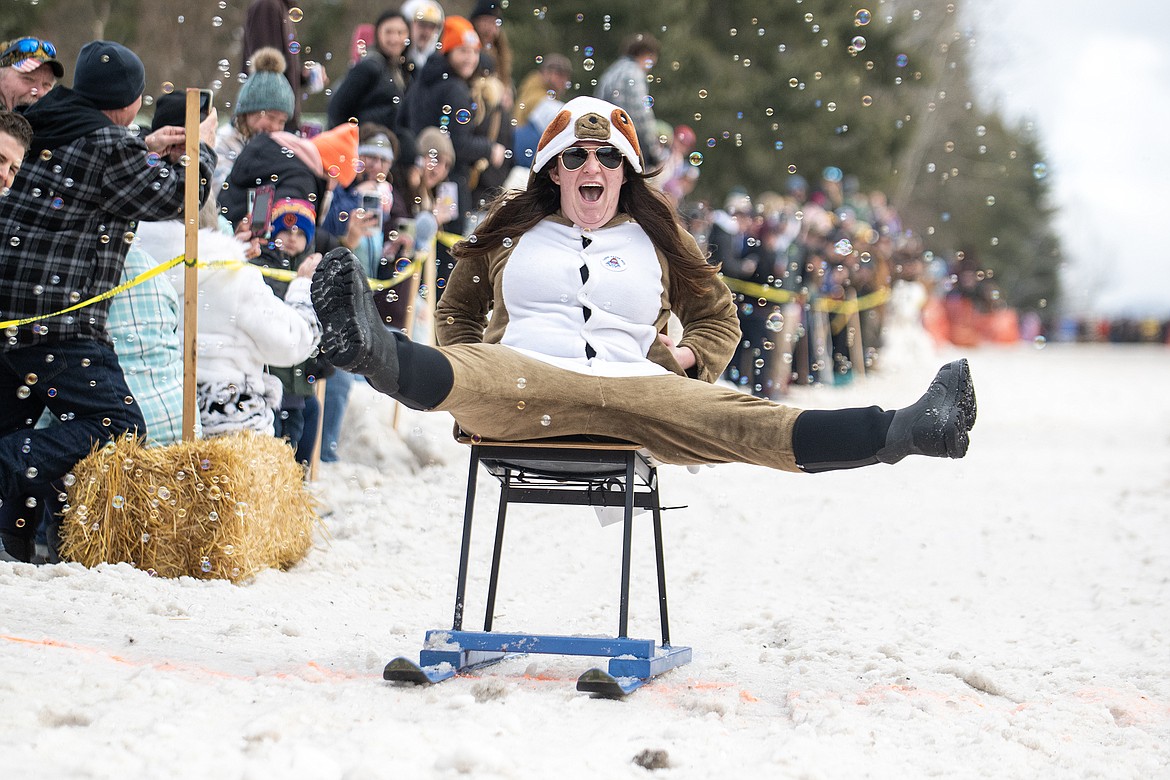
left=664, top=229, right=740, bottom=383
left=435, top=251, right=494, bottom=346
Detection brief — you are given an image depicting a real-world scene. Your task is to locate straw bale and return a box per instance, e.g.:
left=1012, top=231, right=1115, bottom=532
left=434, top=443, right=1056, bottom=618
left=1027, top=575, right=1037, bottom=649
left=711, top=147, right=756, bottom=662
left=59, top=431, right=319, bottom=583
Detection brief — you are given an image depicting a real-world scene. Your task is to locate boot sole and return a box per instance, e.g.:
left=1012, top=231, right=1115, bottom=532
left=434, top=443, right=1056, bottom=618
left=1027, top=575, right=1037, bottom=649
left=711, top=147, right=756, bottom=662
left=942, top=359, right=976, bottom=458
left=311, top=249, right=374, bottom=370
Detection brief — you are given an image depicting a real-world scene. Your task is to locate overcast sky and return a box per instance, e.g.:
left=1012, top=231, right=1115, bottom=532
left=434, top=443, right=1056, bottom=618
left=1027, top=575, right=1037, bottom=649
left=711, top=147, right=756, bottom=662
left=962, top=0, right=1170, bottom=318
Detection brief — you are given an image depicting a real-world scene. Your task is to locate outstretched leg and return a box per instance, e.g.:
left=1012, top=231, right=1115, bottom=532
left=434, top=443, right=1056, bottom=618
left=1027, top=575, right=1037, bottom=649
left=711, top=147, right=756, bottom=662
left=311, top=248, right=453, bottom=409
left=792, top=359, right=977, bottom=472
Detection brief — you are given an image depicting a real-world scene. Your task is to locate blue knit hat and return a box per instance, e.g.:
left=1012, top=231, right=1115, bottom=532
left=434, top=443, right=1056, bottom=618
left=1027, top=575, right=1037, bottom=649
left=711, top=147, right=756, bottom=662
left=235, top=47, right=294, bottom=118
left=270, top=197, right=316, bottom=244
left=72, top=40, right=145, bottom=110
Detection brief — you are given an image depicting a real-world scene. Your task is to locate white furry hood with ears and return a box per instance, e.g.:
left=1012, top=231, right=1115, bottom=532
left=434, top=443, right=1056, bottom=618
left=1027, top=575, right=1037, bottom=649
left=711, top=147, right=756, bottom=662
left=532, top=95, right=643, bottom=174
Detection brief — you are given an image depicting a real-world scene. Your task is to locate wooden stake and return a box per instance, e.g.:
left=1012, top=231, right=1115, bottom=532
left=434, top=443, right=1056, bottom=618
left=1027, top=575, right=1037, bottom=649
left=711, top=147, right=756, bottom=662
left=181, top=88, right=201, bottom=442
left=308, top=377, right=326, bottom=481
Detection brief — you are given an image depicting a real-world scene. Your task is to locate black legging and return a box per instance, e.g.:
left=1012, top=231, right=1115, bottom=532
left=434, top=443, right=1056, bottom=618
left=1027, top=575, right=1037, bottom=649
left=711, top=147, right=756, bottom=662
left=390, top=331, right=454, bottom=410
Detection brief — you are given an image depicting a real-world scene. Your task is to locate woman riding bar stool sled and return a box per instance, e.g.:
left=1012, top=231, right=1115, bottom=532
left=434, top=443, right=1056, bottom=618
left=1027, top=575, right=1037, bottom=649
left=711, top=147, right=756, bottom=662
left=309, top=96, right=976, bottom=478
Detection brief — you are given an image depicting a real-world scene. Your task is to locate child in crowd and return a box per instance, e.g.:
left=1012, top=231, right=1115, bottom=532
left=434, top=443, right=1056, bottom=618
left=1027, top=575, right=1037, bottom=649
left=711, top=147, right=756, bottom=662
left=253, top=198, right=328, bottom=462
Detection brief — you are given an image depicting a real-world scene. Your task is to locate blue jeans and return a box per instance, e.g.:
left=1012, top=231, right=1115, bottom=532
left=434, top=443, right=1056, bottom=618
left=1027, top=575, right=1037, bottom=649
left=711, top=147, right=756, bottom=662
left=0, top=340, right=146, bottom=500
left=317, top=370, right=354, bottom=463
left=276, top=394, right=318, bottom=467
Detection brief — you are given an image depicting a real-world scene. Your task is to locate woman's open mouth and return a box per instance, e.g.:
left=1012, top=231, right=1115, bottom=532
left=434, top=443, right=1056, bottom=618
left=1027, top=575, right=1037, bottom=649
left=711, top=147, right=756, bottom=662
left=580, top=184, right=603, bottom=203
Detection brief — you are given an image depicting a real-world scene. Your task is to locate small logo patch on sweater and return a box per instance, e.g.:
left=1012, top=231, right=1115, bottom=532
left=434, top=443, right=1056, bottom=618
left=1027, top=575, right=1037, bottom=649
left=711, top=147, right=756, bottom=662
left=602, top=255, right=627, bottom=271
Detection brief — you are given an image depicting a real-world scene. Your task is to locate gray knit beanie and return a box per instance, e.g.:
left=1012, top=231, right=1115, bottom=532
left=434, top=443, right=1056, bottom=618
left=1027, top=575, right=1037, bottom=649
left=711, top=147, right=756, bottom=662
left=235, top=47, right=294, bottom=117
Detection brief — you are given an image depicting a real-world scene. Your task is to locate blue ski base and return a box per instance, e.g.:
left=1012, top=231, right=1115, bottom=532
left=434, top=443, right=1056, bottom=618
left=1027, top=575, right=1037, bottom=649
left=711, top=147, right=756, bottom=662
left=383, top=629, right=691, bottom=694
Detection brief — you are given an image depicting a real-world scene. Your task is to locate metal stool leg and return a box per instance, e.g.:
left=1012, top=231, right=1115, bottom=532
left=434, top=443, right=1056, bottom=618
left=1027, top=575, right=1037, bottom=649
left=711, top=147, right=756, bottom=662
left=453, top=446, right=481, bottom=631
left=618, top=452, right=635, bottom=639
left=483, top=470, right=511, bottom=631
left=651, top=488, right=671, bottom=647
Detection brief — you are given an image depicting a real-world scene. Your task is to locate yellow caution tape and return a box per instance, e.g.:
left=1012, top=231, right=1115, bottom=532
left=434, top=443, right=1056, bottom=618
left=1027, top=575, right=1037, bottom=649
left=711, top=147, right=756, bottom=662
left=0, top=254, right=186, bottom=330
left=437, top=230, right=464, bottom=249
left=720, top=275, right=890, bottom=315
left=0, top=251, right=429, bottom=330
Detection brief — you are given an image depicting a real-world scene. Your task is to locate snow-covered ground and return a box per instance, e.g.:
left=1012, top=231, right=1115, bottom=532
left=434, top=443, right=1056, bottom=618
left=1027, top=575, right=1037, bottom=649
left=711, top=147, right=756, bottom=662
left=3, top=343, right=1167, bottom=779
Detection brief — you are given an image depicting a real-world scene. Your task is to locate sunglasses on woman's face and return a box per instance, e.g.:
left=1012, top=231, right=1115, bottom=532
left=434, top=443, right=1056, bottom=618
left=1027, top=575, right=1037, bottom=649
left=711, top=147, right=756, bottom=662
left=2, top=37, right=57, bottom=61
left=558, top=146, right=624, bottom=171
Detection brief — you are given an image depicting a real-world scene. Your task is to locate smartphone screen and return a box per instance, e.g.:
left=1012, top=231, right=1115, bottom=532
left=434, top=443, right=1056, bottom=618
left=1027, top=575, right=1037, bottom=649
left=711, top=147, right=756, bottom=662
left=249, top=184, right=276, bottom=239
left=361, top=192, right=384, bottom=234
left=199, top=89, right=212, bottom=118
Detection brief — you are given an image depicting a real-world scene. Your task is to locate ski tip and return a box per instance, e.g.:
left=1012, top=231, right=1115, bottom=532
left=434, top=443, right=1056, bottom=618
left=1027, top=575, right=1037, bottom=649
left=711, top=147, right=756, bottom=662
left=576, top=668, right=645, bottom=698
left=383, top=657, right=456, bottom=685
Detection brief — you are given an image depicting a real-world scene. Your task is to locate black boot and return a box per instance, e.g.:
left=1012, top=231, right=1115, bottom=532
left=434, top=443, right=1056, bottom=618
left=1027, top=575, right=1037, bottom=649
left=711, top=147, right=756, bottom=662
left=311, top=248, right=401, bottom=396
left=877, top=358, right=977, bottom=464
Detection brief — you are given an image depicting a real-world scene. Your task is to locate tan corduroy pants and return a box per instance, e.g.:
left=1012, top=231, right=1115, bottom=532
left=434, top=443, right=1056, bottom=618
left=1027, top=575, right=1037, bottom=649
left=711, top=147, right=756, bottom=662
left=435, top=344, right=802, bottom=473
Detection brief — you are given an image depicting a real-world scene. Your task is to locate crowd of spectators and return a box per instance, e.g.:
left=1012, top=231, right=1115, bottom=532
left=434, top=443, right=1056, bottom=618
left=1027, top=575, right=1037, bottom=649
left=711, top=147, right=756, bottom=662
left=1, top=5, right=1149, bottom=563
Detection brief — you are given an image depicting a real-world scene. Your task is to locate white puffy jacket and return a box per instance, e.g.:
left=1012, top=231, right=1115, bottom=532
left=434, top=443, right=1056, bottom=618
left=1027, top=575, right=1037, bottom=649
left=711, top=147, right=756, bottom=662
left=135, top=222, right=320, bottom=435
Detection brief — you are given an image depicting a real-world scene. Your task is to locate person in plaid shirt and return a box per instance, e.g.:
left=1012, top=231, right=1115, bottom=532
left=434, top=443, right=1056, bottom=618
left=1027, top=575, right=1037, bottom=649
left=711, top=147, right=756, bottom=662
left=0, top=41, right=217, bottom=562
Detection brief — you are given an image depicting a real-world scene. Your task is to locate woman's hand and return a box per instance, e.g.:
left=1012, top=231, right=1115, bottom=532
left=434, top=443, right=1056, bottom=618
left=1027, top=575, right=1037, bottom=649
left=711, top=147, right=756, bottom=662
left=199, top=108, right=219, bottom=147
left=297, top=253, right=322, bottom=279
left=657, top=333, right=696, bottom=370
left=489, top=142, right=507, bottom=169
left=233, top=215, right=262, bottom=260
left=341, top=209, right=379, bottom=249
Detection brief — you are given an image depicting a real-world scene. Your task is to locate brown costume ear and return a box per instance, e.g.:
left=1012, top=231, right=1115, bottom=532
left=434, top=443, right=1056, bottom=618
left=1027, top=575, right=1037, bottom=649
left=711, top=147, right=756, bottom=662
left=610, top=108, right=642, bottom=161
left=537, top=110, right=572, bottom=154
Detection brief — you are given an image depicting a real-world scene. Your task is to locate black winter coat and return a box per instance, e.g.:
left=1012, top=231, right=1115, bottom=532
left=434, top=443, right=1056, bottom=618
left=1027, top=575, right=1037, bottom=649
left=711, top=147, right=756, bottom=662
left=217, top=133, right=326, bottom=230
left=327, top=51, right=407, bottom=133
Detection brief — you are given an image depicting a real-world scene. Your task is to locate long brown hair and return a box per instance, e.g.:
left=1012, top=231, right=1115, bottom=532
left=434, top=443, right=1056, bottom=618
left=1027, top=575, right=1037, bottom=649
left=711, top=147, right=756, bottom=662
left=452, top=164, right=719, bottom=300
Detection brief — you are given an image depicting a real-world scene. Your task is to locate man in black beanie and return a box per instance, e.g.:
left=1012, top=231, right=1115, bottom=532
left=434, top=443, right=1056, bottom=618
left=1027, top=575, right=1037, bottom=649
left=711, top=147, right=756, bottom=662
left=0, top=40, right=219, bottom=562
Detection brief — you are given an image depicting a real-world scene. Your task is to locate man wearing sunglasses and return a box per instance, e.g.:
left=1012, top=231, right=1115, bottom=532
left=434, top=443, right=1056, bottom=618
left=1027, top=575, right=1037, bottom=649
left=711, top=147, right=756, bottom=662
left=0, top=36, right=63, bottom=111
left=310, top=95, right=977, bottom=478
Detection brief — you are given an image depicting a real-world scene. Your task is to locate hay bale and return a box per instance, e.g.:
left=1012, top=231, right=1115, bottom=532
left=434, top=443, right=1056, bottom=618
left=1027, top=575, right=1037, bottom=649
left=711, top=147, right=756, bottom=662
left=59, top=431, right=319, bottom=583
